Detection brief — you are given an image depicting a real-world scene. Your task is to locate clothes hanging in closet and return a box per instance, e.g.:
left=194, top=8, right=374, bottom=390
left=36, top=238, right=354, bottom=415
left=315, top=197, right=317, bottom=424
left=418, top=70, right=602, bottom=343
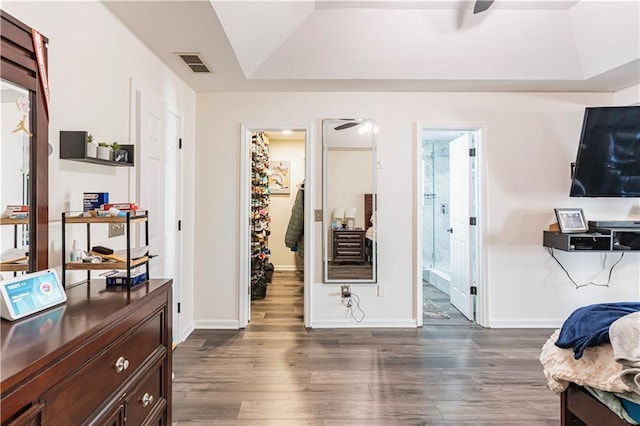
left=285, top=182, right=304, bottom=258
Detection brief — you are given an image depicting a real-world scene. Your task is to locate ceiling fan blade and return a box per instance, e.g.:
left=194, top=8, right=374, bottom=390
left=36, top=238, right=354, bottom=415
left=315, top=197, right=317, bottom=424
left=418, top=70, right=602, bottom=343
left=473, top=0, right=494, bottom=14
left=334, top=122, right=360, bottom=131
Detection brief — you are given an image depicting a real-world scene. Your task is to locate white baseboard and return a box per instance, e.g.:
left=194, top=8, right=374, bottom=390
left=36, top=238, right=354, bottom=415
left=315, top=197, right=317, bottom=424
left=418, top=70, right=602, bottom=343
left=176, top=321, right=196, bottom=344
left=489, top=319, right=563, bottom=329
left=194, top=319, right=240, bottom=329
left=310, top=319, right=418, bottom=328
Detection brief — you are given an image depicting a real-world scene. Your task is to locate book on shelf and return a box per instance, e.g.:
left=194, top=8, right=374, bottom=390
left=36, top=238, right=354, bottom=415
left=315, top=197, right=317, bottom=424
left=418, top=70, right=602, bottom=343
left=2, top=205, right=29, bottom=219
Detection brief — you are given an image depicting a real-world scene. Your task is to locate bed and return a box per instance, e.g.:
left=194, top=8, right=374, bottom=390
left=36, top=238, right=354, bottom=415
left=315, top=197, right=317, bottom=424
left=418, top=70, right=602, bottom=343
left=540, top=305, right=640, bottom=426
left=562, top=384, right=633, bottom=426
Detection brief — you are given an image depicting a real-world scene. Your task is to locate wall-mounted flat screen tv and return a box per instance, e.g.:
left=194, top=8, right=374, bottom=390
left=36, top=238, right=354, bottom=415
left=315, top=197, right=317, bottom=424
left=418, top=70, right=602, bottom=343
left=570, top=106, right=640, bottom=197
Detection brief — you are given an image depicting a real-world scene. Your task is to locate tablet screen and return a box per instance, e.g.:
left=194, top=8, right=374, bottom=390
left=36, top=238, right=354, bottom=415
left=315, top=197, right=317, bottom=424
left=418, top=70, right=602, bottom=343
left=1, top=269, right=66, bottom=320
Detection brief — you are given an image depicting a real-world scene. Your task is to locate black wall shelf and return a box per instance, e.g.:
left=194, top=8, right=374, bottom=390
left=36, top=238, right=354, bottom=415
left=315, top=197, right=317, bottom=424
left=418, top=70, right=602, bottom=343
left=543, top=228, right=640, bottom=252
left=60, top=130, right=134, bottom=167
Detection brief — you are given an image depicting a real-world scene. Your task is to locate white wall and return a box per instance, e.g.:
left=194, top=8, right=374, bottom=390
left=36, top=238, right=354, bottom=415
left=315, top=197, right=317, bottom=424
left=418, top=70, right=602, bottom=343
left=3, top=1, right=197, bottom=341
left=268, top=138, right=305, bottom=270
left=614, top=84, right=640, bottom=105
left=196, top=91, right=640, bottom=328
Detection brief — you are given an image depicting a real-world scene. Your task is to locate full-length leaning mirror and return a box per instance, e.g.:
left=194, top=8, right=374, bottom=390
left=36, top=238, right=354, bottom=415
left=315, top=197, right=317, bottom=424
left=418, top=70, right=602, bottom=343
left=323, top=118, right=377, bottom=283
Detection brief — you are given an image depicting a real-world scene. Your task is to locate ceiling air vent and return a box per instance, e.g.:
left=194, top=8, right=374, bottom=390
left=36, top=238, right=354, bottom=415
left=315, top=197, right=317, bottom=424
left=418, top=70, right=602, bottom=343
left=175, top=52, right=213, bottom=74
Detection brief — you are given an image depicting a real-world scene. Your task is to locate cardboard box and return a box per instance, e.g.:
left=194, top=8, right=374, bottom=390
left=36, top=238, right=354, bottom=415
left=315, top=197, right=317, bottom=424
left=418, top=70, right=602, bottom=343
left=83, top=192, right=109, bottom=212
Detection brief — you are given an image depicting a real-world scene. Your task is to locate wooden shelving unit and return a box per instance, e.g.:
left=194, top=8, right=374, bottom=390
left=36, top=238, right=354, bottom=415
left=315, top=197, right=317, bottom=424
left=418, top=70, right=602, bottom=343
left=61, top=211, right=150, bottom=288
left=0, top=217, right=29, bottom=273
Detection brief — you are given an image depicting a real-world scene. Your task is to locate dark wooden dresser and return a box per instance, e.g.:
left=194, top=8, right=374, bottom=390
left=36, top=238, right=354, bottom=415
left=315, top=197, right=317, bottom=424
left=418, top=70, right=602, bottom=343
left=333, top=229, right=366, bottom=264
left=1, top=279, right=172, bottom=425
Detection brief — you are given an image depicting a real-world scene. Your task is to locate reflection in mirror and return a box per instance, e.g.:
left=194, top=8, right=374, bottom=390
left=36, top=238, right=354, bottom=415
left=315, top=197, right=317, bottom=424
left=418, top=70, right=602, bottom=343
left=1, top=80, right=31, bottom=276
left=323, top=118, right=377, bottom=283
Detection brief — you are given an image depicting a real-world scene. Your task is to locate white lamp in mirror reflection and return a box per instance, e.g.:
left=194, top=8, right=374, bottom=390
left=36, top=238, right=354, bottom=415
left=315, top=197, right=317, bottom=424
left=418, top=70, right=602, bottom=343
left=333, top=207, right=345, bottom=229
left=345, top=207, right=357, bottom=230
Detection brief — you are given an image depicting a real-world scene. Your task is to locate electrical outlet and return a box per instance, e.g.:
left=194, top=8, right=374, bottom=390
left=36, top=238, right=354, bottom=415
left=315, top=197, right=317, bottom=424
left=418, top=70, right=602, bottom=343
left=341, top=284, right=351, bottom=298
left=377, top=285, right=386, bottom=297
left=109, top=223, right=125, bottom=238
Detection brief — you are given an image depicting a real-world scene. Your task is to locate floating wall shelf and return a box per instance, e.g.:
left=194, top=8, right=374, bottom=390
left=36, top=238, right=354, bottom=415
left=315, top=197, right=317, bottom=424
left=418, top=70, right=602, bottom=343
left=60, top=130, right=134, bottom=167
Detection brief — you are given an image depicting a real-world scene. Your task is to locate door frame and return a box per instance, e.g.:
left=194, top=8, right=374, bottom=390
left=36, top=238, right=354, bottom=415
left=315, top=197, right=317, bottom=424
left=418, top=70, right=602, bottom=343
left=413, top=123, right=488, bottom=327
left=239, top=123, right=314, bottom=328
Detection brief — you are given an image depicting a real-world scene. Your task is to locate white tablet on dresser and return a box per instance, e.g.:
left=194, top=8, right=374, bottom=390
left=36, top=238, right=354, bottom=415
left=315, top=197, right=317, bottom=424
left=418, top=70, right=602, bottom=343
left=0, top=268, right=66, bottom=321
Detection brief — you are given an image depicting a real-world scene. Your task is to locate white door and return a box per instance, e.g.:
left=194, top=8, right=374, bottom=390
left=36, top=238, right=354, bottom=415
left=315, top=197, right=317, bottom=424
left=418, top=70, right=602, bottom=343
left=449, top=134, right=473, bottom=320
left=138, top=93, right=164, bottom=278
left=164, top=111, right=181, bottom=334
left=138, top=91, right=181, bottom=334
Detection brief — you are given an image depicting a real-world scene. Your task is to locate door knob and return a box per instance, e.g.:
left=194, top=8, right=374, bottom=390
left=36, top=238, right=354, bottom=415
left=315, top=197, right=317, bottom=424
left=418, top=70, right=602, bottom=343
left=446, top=228, right=453, bottom=233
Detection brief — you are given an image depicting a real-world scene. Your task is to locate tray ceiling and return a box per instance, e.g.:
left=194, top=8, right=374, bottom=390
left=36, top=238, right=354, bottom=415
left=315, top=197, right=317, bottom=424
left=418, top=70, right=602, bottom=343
left=104, top=0, right=640, bottom=93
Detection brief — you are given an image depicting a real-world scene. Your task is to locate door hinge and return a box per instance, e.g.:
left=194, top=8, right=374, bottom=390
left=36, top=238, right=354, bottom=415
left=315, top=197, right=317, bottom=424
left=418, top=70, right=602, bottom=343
left=178, top=220, right=182, bottom=231
left=469, top=217, right=477, bottom=226
left=179, top=138, right=182, bottom=149
left=470, top=286, right=477, bottom=295
left=469, top=148, right=476, bottom=157
left=177, top=302, right=181, bottom=313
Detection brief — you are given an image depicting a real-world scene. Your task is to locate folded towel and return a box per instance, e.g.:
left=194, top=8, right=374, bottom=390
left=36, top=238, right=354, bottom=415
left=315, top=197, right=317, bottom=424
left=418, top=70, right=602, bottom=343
left=556, top=302, right=640, bottom=359
left=610, top=311, right=640, bottom=394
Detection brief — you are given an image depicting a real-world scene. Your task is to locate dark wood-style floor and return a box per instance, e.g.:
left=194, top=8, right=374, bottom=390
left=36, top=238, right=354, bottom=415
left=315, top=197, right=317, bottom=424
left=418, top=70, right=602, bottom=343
left=172, top=271, right=559, bottom=425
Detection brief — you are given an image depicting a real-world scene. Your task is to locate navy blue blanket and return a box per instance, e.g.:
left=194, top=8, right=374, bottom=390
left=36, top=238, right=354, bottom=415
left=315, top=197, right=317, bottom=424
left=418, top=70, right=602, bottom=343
left=555, top=302, right=640, bottom=359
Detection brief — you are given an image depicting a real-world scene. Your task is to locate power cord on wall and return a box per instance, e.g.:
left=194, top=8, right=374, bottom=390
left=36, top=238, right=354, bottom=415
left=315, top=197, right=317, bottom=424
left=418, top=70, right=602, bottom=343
left=547, top=247, right=625, bottom=289
left=342, top=291, right=366, bottom=323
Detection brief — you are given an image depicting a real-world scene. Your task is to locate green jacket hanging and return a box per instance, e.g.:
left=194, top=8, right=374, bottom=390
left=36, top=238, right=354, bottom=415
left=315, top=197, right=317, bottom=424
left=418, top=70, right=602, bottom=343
left=285, top=184, right=304, bottom=258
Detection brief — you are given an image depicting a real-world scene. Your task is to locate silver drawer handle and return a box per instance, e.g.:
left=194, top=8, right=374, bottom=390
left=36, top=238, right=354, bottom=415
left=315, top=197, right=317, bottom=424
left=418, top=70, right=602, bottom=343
left=141, top=392, right=154, bottom=407
left=114, top=356, right=130, bottom=373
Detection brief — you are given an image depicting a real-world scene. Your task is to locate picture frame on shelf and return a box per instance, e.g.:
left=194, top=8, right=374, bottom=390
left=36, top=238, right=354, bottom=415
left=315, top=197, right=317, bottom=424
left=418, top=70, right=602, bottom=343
left=554, top=208, right=588, bottom=233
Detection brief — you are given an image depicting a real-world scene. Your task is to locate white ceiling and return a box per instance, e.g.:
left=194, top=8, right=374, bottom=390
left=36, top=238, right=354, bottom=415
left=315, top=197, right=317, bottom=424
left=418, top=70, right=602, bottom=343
left=103, top=0, right=640, bottom=93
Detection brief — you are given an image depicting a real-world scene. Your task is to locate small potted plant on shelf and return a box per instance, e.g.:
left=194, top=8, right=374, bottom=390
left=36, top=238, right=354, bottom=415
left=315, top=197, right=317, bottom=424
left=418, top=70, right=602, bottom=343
left=86, top=133, right=98, bottom=158
left=97, top=142, right=112, bottom=160
left=111, top=142, right=128, bottom=163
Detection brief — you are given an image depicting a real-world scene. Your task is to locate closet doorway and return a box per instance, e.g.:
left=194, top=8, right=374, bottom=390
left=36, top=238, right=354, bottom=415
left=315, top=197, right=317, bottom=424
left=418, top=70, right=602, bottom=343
left=418, top=126, right=483, bottom=325
left=239, top=126, right=312, bottom=328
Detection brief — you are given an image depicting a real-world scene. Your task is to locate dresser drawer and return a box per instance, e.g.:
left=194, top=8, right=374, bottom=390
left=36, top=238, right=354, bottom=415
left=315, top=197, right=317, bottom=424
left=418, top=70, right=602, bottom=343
left=41, top=311, right=163, bottom=425
left=125, top=358, right=167, bottom=425
left=335, top=234, right=362, bottom=241
left=333, top=230, right=366, bottom=263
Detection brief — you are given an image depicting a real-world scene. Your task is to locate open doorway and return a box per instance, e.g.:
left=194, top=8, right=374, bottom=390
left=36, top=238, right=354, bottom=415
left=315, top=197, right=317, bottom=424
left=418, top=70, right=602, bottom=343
left=239, top=126, right=311, bottom=328
left=420, top=127, right=481, bottom=325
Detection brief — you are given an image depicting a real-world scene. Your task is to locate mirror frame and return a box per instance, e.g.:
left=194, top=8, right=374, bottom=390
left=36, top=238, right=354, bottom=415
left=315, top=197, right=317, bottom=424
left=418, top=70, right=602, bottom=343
left=1, top=10, right=49, bottom=272
left=322, top=118, right=377, bottom=283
